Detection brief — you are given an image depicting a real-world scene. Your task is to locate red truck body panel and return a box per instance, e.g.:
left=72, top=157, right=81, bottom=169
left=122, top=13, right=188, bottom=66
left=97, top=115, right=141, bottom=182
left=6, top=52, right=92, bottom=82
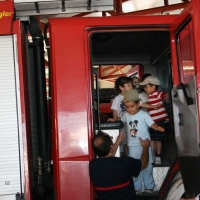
left=12, top=20, right=32, bottom=200
left=0, top=1, right=14, bottom=35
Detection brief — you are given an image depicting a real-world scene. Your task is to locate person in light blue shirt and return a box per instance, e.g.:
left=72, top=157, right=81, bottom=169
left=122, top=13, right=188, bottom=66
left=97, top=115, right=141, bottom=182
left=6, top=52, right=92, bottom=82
left=122, top=110, right=154, bottom=147
left=121, top=90, right=165, bottom=193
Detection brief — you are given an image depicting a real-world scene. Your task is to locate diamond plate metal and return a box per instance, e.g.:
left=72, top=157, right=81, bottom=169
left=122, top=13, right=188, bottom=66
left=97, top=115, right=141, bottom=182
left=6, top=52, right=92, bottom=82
left=153, top=167, right=169, bottom=190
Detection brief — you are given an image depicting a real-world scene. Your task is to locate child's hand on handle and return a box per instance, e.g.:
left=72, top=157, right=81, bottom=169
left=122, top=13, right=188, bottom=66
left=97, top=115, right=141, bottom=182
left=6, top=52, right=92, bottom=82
left=107, top=118, right=116, bottom=122
left=107, top=117, right=121, bottom=122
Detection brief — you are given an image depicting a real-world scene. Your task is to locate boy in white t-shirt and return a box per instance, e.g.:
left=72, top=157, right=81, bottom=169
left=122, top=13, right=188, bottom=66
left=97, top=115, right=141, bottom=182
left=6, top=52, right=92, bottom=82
left=111, top=76, right=133, bottom=120
left=110, top=76, right=133, bottom=156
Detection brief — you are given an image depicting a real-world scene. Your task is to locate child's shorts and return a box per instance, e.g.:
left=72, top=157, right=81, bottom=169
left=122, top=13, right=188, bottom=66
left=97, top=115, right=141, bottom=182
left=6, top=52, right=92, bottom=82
left=149, top=121, right=166, bottom=141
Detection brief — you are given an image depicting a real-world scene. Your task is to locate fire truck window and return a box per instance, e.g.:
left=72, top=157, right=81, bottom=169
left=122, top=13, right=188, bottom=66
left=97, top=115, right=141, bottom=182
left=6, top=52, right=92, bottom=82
left=177, top=20, right=195, bottom=83
left=92, top=64, right=143, bottom=119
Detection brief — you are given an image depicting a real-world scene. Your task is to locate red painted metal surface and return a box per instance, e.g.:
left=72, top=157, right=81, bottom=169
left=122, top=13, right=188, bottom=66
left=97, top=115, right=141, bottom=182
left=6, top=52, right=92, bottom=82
left=170, top=0, right=200, bottom=133
left=0, top=1, right=14, bottom=35
left=169, top=0, right=200, bottom=197
left=99, top=103, right=112, bottom=114
left=49, top=14, right=177, bottom=200
left=177, top=22, right=195, bottom=84
left=12, top=20, right=32, bottom=200
left=170, top=2, right=193, bottom=87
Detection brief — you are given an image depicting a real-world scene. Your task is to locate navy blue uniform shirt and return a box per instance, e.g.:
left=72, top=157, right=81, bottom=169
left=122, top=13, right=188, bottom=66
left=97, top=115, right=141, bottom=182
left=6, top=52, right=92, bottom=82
left=89, top=156, right=142, bottom=200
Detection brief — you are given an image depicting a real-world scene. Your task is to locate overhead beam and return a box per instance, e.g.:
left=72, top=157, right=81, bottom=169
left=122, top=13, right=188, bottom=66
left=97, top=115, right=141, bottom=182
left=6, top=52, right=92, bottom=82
left=107, top=2, right=188, bottom=16
left=101, top=74, right=126, bottom=80
left=99, top=65, right=127, bottom=79
left=72, top=12, right=93, bottom=17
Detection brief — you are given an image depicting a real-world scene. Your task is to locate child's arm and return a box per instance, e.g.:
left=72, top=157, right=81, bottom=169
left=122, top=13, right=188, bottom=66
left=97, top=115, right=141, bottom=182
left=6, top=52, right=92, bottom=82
left=107, top=117, right=121, bottom=122
left=164, top=93, right=169, bottom=101
left=113, top=109, right=118, bottom=119
left=140, top=102, right=161, bottom=110
left=151, top=123, right=165, bottom=132
left=112, top=132, right=125, bottom=156
left=159, top=91, right=169, bottom=102
left=107, top=109, right=121, bottom=122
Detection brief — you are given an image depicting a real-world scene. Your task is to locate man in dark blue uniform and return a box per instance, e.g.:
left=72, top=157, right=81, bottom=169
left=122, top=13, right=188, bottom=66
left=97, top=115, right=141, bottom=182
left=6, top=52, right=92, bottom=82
left=89, top=131, right=150, bottom=200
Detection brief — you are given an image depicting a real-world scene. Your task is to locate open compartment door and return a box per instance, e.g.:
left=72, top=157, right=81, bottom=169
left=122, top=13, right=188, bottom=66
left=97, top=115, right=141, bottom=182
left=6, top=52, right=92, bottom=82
left=170, top=0, right=200, bottom=197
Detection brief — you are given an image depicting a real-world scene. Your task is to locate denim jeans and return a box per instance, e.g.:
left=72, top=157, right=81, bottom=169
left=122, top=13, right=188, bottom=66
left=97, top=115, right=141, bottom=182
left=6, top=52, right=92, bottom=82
left=129, top=145, right=155, bottom=191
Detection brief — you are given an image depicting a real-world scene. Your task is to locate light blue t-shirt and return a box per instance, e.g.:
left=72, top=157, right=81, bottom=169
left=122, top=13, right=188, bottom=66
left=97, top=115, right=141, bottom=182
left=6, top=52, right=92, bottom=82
left=122, top=110, right=154, bottom=146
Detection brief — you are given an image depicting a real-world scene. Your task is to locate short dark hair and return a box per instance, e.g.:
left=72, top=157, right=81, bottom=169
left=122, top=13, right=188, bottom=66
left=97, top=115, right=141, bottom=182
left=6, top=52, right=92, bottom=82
left=140, top=73, right=152, bottom=92
left=115, top=76, right=133, bottom=94
left=92, top=131, right=113, bottom=157
left=134, top=100, right=140, bottom=104
left=148, top=83, right=159, bottom=90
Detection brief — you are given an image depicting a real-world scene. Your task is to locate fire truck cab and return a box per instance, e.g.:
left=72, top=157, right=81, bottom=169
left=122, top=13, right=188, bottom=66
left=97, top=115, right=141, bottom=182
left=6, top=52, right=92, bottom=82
left=0, top=0, right=200, bottom=200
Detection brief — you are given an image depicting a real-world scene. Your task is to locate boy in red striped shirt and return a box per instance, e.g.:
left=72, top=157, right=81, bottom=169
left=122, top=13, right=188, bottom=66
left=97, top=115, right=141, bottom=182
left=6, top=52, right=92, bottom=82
left=139, top=75, right=169, bottom=164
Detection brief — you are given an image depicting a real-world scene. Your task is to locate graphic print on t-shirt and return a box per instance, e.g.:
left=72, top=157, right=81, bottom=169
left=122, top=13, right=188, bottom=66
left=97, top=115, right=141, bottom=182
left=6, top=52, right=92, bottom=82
left=129, top=120, right=138, bottom=137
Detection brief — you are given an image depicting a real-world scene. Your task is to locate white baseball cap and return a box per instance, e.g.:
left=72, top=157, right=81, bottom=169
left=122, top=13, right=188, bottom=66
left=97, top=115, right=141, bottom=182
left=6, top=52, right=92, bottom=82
left=139, top=75, right=160, bottom=86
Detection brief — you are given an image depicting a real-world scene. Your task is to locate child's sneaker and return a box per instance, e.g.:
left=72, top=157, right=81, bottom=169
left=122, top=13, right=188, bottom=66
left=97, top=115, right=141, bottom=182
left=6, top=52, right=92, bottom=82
left=144, top=188, right=157, bottom=194
left=155, top=156, right=161, bottom=164
left=135, top=190, right=142, bottom=194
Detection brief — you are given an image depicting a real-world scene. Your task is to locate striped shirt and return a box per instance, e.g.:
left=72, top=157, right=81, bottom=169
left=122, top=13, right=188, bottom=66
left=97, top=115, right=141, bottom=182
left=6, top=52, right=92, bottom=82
left=147, top=90, right=169, bottom=122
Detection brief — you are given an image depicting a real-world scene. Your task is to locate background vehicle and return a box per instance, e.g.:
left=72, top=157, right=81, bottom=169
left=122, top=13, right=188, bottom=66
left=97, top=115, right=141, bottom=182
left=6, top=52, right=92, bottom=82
left=0, top=0, right=200, bottom=199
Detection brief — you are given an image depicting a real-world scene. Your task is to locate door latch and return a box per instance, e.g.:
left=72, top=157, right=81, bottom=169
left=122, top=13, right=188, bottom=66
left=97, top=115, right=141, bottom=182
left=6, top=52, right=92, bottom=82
left=178, top=113, right=183, bottom=126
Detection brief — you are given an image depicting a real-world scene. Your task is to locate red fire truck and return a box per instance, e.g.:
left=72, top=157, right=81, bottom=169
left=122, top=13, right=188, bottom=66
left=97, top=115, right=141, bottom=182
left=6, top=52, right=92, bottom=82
left=0, top=0, right=200, bottom=199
